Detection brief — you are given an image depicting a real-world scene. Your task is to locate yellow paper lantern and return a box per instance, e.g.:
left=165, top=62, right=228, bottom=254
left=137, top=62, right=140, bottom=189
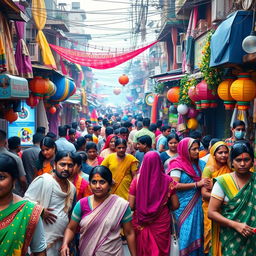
left=187, top=118, right=198, bottom=130
left=217, top=78, right=236, bottom=110
left=230, top=73, right=256, bottom=110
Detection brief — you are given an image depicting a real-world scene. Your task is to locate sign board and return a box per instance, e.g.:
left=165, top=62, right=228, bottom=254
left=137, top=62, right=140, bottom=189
left=0, top=74, right=29, bottom=99
left=8, top=102, right=36, bottom=146
left=194, top=33, right=208, bottom=69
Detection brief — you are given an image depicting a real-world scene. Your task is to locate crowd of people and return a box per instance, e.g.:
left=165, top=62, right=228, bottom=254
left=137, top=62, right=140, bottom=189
left=0, top=114, right=256, bottom=256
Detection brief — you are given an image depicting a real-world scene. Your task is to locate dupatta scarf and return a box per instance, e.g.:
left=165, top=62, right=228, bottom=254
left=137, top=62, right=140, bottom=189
left=0, top=200, right=42, bottom=256
left=212, top=173, right=256, bottom=256
left=136, top=151, right=173, bottom=225
left=79, top=194, right=128, bottom=256
left=168, top=137, right=201, bottom=181
left=202, top=141, right=231, bottom=254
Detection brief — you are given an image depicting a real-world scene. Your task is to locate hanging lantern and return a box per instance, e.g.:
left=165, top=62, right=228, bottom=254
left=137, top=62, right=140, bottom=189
left=187, top=118, right=198, bottom=130
left=44, top=78, right=57, bottom=99
left=118, top=74, right=129, bottom=86
left=167, top=87, right=180, bottom=105
left=177, top=104, right=189, bottom=115
left=188, top=86, right=201, bottom=110
left=29, top=76, right=49, bottom=98
left=113, top=87, right=121, bottom=95
left=50, top=77, right=76, bottom=102
left=49, top=106, right=57, bottom=114
left=26, top=94, right=39, bottom=108
left=230, top=73, right=256, bottom=110
left=187, top=108, right=198, bottom=118
left=217, top=77, right=236, bottom=110
left=196, top=80, right=218, bottom=109
left=4, top=109, right=18, bottom=123
left=126, top=95, right=133, bottom=102
left=169, top=105, right=178, bottom=114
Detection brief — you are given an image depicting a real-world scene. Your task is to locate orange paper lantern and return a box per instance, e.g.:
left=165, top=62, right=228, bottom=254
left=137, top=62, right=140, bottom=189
left=167, top=87, right=180, bottom=105
left=49, top=106, right=57, bottom=114
left=4, top=109, right=18, bottom=123
left=44, top=78, right=57, bottom=99
left=230, top=73, right=256, bottom=110
left=29, top=76, right=49, bottom=98
left=118, top=74, right=129, bottom=86
left=217, top=78, right=236, bottom=110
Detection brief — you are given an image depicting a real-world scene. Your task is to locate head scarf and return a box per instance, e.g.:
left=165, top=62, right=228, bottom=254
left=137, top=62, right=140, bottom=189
left=167, top=137, right=201, bottom=181
left=136, top=151, right=174, bottom=225
left=101, top=134, right=116, bottom=151
left=205, top=141, right=231, bottom=177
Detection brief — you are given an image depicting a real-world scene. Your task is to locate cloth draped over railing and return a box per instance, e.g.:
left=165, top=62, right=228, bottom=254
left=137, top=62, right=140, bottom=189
left=32, top=0, right=56, bottom=69
left=0, top=12, right=18, bottom=75
left=15, top=3, right=33, bottom=78
left=49, top=41, right=158, bottom=69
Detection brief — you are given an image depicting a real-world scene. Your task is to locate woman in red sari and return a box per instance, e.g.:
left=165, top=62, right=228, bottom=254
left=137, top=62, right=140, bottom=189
left=129, top=151, right=179, bottom=256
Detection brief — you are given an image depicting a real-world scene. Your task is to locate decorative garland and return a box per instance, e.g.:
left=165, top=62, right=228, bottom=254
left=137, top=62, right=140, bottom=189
left=179, top=75, right=197, bottom=106
left=199, top=31, right=222, bottom=90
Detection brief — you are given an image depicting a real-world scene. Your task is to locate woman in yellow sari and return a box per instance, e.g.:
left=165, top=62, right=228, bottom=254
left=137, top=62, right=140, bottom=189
left=201, top=141, right=231, bottom=255
left=101, top=138, right=139, bottom=200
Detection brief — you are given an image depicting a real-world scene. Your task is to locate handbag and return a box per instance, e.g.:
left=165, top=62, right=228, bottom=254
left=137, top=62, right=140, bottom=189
left=170, top=212, right=179, bottom=256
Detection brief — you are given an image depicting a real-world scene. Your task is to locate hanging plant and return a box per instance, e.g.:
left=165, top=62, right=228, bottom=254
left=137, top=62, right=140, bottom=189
left=199, top=31, right=222, bottom=90
left=179, top=75, right=197, bottom=106
left=154, top=82, right=165, bottom=94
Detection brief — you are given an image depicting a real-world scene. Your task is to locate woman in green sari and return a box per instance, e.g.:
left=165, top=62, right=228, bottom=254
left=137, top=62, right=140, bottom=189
left=0, top=154, right=46, bottom=256
left=208, top=141, right=256, bottom=256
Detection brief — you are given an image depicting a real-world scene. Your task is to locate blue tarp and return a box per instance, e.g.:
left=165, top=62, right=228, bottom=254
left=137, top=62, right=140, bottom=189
left=210, top=11, right=253, bottom=67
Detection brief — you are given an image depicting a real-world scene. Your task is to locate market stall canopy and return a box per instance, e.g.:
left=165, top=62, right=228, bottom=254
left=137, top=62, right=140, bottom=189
left=150, top=68, right=185, bottom=83
left=0, top=0, right=29, bottom=21
left=0, top=74, right=29, bottom=99
left=210, top=11, right=253, bottom=68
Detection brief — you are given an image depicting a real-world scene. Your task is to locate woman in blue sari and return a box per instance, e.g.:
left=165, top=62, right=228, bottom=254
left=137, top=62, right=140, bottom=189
left=168, top=137, right=206, bottom=256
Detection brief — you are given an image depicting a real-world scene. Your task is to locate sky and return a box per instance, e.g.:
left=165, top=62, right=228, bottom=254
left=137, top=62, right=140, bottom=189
left=56, top=0, right=161, bottom=105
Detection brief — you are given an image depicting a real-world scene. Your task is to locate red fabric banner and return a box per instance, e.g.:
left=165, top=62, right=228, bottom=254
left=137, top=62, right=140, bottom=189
left=49, top=41, right=158, bottom=69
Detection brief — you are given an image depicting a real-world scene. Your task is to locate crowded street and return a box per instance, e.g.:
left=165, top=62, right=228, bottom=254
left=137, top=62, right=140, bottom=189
left=1, top=0, right=256, bottom=256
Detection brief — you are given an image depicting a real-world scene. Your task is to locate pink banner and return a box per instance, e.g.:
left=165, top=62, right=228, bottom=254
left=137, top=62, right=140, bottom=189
left=49, top=41, right=158, bottom=69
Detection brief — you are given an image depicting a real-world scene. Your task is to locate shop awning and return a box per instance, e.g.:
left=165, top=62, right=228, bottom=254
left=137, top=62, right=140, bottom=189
left=0, top=0, right=29, bottom=21
left=151, top=69, right=185, bottom=83
left=0, top=74, right=29, bottom=99
left=210, top=11, right=253, bottom=68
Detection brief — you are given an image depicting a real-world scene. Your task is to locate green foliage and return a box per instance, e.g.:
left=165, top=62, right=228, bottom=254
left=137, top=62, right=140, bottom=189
left=179, top=75, right=197, bottom=106
left=154, top=83, right=165, bottom=94
left=199, top=31, right=222, bottom=90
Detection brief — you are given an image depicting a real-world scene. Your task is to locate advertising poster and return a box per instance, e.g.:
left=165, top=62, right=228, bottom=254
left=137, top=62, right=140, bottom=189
left=8, top=102, right=36, bottom=146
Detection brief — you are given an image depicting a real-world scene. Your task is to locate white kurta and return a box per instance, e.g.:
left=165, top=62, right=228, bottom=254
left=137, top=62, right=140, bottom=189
left=24, top=173, right=76, bottom=256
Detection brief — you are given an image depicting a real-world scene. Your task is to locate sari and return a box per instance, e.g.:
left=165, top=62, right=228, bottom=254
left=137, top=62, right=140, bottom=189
left=73, top=174, right=92, bottom=200
left=0, top=200, right=42, bottom=256
left=212, top=173, right=256, bottom=256
left=37, top=160, right=53, bottom=176
left=130, top=151, right=176, bottom=256
left=168, top=138, right=204, bottom=256
left=101, top=153, right=139, bottom=200
left=79, top=194, right=129, bottom=256
left=202, top=141, right=231, bottom=254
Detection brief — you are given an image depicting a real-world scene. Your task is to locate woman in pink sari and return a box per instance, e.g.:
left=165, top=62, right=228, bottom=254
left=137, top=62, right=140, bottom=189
left=60, top=166, right=136, bottom=256
left=129, top=151, right=179, bottom=256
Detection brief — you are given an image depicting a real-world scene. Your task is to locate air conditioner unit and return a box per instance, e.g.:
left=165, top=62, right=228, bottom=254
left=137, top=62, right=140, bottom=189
left=28, top=43, right=39, bottom=62
left=212, top=0, right=225, bottom=22
left=176, top=45, right=182, bottom=64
